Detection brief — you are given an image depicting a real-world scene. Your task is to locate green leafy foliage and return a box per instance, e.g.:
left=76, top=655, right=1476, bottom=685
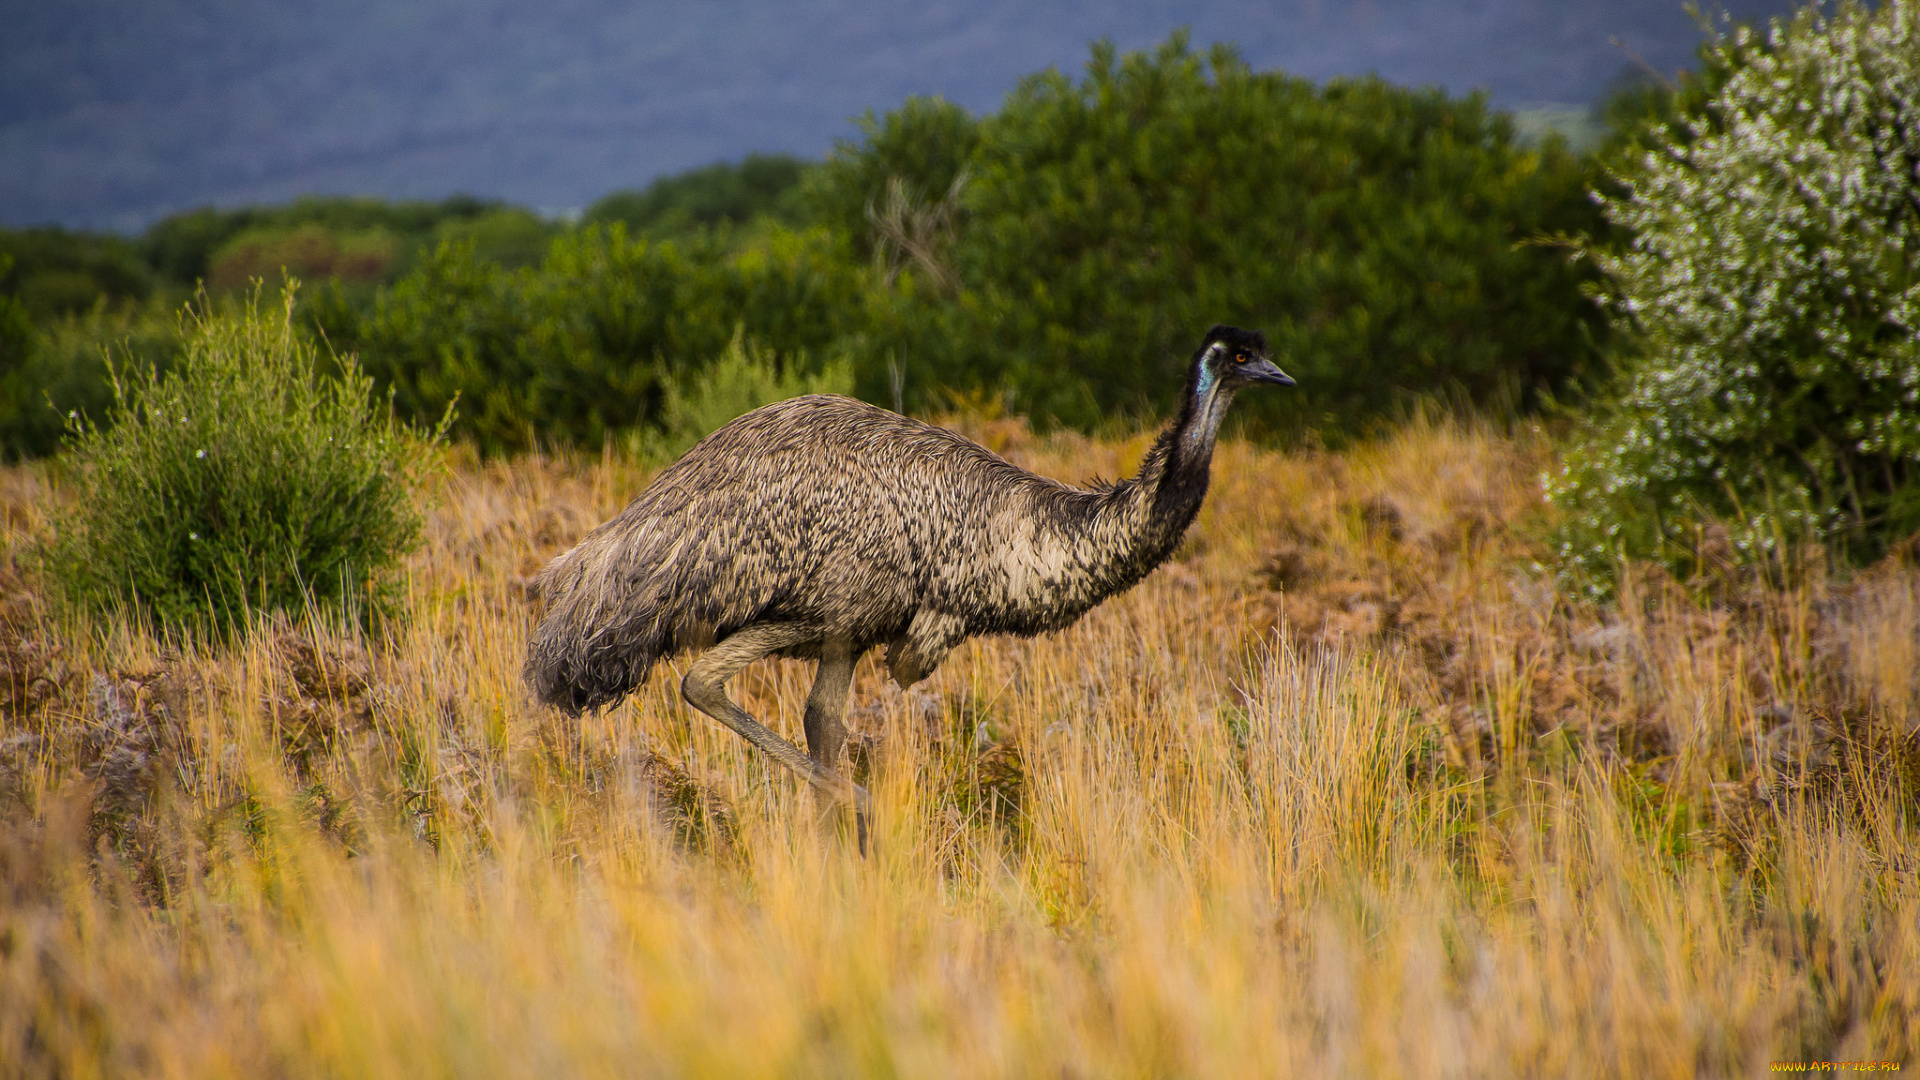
left=801, top=97, right=981, bottom=255
left=846, top=35, right=1608, bottom=431
left=1585, top=31, right=1761, bottom=209
left=588, top=154, right=813, bottom=240
left=635, top=328, right=855, bottom=462
left=427, top=208, right=561, bottom=271
left=319, top=224, right=865, bottom=453
left=1550, top=0, right=1920, bottom=582
left=1590, top=68, right=1694, bottom=162
left=4, top=33, right=1626, bottom=458
left=0, top=302, right=184, bottom=460
left=0, top=227, right=154, bottom=321
left=0, top=265, right=35, bottom=435
left=0, top=241, right=185, bottom=459
left=310, top=244, right=557, bottom=454
left=0, top=202, right=557, bottom=461
left=207, top=223, right=399, bottom=292
left=138, top=195, right=510, bottom=287
left=40, top=288, right=437, bottom=633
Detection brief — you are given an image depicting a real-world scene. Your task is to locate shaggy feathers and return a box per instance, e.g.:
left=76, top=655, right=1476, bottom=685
left=527, top=324, right=1281, bottom=714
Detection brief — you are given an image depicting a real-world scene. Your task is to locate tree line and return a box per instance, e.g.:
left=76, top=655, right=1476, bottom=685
left=1, top=33, right=1608, bottom=457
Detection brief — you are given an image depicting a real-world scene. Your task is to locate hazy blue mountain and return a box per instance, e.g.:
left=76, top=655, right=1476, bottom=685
left=2, top=0, right=1796, bottom=231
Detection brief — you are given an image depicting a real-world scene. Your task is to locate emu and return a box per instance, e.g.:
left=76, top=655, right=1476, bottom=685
left=526, top=325, right=1294, bottom=815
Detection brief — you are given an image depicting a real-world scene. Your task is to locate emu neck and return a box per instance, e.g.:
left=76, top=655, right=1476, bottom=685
left=1166, top=359, right=1235, bottom=478
left=1124, top=359, right=1232, bottom=536
left=1060, top=361, right=1231, bottom=601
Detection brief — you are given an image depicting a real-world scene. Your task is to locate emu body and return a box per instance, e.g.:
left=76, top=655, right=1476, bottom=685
left=526, top=326, right=1293, bottom=809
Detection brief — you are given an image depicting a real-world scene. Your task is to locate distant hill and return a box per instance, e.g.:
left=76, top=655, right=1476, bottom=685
left=0, top=0, right=1796, bottom=231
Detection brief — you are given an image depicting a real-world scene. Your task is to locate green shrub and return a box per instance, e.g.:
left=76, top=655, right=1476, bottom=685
left=635, top=328, right=855, bottom=462
left=40, top=287, right=438, bottom=633
left=0, top=301, right=185, bottom=460
left=831, top=35, right=1608, bottom=432
left=588, top=154, right=813, bottom=240
left=1549, top=0, right=1920, bottom=583
left=139, top=195, right=505, bottom=288
left=326, top=225, right=865, bottom=453
left=207, top=224, right=399, bottom=292
left=0, top=227, right=154, bottom=321
left=214, top=35, right=1611, bottom=448
left=801, top=98, right=981, bottom=257
left=0, top=273, right=34, bottom=444
left=308, top=241, right=557, bottom=454
left=426, top=208, right=560, bottom=271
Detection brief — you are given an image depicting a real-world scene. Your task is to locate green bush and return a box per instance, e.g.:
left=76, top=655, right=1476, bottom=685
left=635, top=328, right=855, bottom=462
left=1549, top=0, right=1920, bottom=582
left=0, top=268, right=34, bottom=437
left=40, top=287, right=438, bottom=633
left=0, top=301, right=185, bottom=460
left=426, top=208, right=560, bottom=271
left=801, top=98, right=981, bottom=257
left=323, top=224, right=866, bottom=453
left=207, top=223, right=400, bottom=292
left=311, top=242, right=563, bottom=454
left=139, top=195, right=506, bottom=288
left=588, top=154, right=813, bottom=240
left=0, top=227, right=154, bottom=321
left=835, top=35, right=1607, bottom=431
left=27, top=33, right=1621, bottom=458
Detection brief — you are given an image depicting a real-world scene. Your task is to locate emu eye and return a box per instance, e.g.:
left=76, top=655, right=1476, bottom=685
left=1232, top=352, right=1249, bottom=364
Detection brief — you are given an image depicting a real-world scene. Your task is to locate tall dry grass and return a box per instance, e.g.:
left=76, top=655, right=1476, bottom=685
left=1, top=416, right=1916, bottom=1077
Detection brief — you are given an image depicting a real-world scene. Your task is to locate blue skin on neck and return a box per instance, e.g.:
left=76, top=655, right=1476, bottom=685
left=1185, top=360, right=1230, bottom=447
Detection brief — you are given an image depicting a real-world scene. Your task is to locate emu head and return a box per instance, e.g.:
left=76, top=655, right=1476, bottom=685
left=1195, top=324, right=1294, bottom=390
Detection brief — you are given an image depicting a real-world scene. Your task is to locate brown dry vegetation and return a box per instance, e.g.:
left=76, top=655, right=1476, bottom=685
left=1, top=416, right=1917, bottom=1077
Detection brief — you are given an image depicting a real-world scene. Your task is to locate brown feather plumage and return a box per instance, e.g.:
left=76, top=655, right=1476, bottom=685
left=525, top=325, right=1288, bottom=717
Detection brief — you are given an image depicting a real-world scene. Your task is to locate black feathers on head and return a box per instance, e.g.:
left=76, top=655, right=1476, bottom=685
left=1198, top=324, right=1268, bottom=359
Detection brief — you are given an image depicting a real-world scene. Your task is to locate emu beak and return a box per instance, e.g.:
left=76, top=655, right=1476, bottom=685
left=1243, top=357, right=1296, bottom=387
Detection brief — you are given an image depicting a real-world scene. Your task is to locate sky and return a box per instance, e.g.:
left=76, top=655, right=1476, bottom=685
left=0, top=0, right=1800, bottom=231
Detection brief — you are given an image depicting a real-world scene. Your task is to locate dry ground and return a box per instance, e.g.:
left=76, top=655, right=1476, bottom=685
left=1, top=415, right=1916, bottom=1077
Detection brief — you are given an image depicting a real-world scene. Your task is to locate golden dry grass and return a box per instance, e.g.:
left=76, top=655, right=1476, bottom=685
left=1, top=416, right=1916, bottom=1077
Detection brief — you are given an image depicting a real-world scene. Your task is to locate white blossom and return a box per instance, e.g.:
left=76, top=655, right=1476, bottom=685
left=1554, top=0, right=1920, bottom=580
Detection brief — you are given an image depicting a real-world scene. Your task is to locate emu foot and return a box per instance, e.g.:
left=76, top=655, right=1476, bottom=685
left=814, top=782, right=873, bottom=857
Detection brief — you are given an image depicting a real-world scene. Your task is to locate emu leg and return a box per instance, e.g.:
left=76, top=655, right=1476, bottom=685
left=802, top=638, right=865, bottom=844
left=681, top=624, right=871, bottom=815
left=803, top=638, right=855, bottom=771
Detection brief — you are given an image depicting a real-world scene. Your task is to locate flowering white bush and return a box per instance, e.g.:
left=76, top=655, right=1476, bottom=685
left=1552, top=0, right=1920, bottom=581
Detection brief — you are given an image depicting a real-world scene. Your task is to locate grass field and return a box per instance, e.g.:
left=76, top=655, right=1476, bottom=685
left=2, top=415, right=1916, bottom=1077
